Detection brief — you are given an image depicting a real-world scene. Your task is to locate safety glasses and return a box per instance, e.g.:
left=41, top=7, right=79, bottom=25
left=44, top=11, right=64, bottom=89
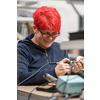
left=38, top=28, right=60, bottom=38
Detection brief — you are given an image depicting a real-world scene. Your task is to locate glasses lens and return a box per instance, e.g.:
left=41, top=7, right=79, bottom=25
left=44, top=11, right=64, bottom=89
left=42, top=33, right=60, bottom=38
left=52, top=34, right=59, bottom=38
left=42, top=34, right=50, bottom=38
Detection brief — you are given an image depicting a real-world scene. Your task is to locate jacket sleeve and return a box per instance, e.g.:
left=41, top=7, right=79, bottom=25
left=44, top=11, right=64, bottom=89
left=17, top=44, right=57, bottom=85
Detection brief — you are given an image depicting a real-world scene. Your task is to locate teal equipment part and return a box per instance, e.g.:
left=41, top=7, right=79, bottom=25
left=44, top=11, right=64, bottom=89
left=56, top=75, right=84, bottom=94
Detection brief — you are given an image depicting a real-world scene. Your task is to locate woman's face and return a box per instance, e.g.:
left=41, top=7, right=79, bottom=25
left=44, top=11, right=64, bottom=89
left=34, top=29, right=57, bottom=49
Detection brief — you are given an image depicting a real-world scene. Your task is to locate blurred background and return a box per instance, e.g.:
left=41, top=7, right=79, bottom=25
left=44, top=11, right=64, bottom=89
left=17, top=0, right=84, bottom=60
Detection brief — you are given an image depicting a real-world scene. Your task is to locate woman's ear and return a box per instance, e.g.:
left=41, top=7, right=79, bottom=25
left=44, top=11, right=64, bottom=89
left=33, top=25, right=37, bottom=33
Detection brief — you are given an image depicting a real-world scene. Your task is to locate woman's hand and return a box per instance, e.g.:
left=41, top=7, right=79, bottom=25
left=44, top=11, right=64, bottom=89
left=72, top=56, right=84, bottom=74
left=55, top=58, right=71, bottom=77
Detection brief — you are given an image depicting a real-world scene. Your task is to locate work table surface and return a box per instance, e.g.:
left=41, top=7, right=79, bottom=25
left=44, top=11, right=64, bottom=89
left=17, top=86, right=80, bottom=100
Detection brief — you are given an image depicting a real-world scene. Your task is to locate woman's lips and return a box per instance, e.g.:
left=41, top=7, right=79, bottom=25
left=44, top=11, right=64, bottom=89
left=44, top=39, right=52, bottom=43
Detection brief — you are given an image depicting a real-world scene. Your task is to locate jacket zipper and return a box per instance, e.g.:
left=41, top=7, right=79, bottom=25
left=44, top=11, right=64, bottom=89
left=45, top=49, right=53, bottom=69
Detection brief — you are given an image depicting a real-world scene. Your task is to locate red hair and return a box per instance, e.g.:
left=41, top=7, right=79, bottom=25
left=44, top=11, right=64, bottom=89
left=33, top=6, right=61, bottom=33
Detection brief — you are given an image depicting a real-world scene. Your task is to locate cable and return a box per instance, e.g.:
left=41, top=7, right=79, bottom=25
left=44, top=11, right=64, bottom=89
left=27, top=71, right=82, bottom=100
left=64, top=93, right=81, bottom=100
left=61, top=60, right=73, bottom=94
left=18, top=60, right=81, bottom=86
left=47, top=61, right=73, bottom=100
left=27, top=81, right=49, bottom=100
left=28, top=80, right=57, bottom=100
left=18, top=61, right=82, bottom=100
left=27, top=86, right=37, bottom=100
left=47, top=75, right=81, bottom=100
left=17, top=62, right=57, bottom=86
left=47, top=61, right=82, bottom=100
left=27, top=61, right=76, bottom=100
left=47, top=70, right=72, bottom=100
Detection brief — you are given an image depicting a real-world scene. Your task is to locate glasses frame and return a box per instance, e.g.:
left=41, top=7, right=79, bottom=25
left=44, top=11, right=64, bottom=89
left=38, top=28, right=60, bottom=38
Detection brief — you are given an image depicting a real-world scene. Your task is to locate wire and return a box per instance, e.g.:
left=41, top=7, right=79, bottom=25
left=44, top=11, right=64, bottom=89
left=27, top=73, right=81, bottom=100
left=47, top=75, right=81, bottom=100
left=17, top=62, right=57, bottom=86
left=48, top=76, right=79, bottom=100
left=18, top=61, right=82, bottom=100
left=28, top=80, right=57, bottom=100
left=47, top=61, right=81, bottom=100
left=18, top=60, right=80, bottom=86
left=64, top=93, right=81, bottom=100
left=61, top=61, right=73, bottom=94
left=27, top=86, right=37, bottom=100
left=47, top=72, right=72, bottom=100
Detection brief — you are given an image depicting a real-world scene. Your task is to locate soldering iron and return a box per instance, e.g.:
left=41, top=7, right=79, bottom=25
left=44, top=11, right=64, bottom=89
left=18, top=60, right=82, bottom=86
left=56, top=61, right=82, bottom=65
